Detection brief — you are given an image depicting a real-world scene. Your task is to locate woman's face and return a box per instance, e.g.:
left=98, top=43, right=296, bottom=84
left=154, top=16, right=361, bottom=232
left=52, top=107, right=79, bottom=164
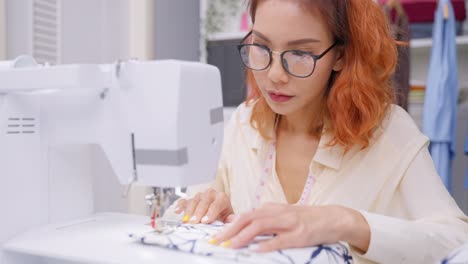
left=251, top=0, right=342, bottom=116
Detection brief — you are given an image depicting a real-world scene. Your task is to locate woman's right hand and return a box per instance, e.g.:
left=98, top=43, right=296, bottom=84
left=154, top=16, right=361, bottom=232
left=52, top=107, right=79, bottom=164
left=174, top=188, right=235, bottom=224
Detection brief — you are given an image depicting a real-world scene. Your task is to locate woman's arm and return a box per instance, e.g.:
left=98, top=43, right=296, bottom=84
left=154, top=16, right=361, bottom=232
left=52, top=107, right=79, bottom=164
left=213, top=146, right=468, bottom=264
left=354, top=147, right=468, bottom=263
left=341, top=207, right=371, bottom=253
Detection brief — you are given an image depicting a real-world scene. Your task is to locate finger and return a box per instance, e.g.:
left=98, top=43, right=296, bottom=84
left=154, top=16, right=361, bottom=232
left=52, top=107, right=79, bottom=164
left=174, top=199, right=187, bottom=214
left=214, top=204, right=285, bottom=242
left=250, top=232, right=298, bottom=253
left=192, top=190, right=216, bottom=224
left=203, top=192, right=230, bottom=224
left=183, top=193, right=201, bottom=222
left=225, top=214, right=237, bottom=223
left=220, top=203, right=287, bottom=233
left=213, top=210, right=255, bottom=242
left=229, top=216, right=292, bottom=249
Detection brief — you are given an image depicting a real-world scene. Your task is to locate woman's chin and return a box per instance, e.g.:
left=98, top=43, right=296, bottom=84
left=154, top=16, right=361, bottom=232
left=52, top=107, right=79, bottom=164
left=266, top=102, right=293, bottom=116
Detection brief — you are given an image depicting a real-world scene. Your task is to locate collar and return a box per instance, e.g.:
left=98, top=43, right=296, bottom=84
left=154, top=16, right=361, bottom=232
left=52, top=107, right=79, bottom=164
left=247, top=120, right=345, bottom=171
left=312, top=128, right=345, bottom=171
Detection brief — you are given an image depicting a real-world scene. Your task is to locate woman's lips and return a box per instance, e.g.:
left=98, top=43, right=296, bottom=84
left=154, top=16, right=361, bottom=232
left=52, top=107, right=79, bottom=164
left=268, top=92, right=294, bottom=103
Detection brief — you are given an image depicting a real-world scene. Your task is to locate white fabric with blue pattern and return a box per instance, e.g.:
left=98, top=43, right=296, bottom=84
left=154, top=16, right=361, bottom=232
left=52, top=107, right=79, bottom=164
left=129, top=222, right=352, bottom=264
left=441, top=243, right=468, bottom=264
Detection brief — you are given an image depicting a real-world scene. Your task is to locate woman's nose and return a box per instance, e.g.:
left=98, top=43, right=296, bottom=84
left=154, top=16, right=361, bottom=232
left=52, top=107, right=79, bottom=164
left=267, top=52, right=289, bottom=84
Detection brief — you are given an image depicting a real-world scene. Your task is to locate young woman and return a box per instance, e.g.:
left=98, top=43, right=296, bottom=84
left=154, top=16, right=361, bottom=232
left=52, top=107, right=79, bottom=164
left=174, top=0, right=468, bottom=263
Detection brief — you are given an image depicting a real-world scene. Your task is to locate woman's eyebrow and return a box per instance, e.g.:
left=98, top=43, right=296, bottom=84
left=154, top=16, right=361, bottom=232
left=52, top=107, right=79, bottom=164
left=252, top=30, right=271, bottom=42
left=287, top=38, right=321, bottom=46
left=252, top=30, right=321, bottom=45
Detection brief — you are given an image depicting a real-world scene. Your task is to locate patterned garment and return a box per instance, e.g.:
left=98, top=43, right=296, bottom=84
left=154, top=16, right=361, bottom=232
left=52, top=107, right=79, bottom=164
left=441, top=243, right=468, bottom=264
left=129, top=222, right=353, bottom=264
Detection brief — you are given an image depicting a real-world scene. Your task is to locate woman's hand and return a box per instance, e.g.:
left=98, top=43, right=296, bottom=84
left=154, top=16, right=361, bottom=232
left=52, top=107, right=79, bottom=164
left=212, top=203, right=370, bottom=253
left=175, top=188, right=235, bottom=224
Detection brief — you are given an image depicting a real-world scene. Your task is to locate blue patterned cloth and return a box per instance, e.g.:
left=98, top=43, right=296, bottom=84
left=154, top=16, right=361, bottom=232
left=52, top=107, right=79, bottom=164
left=441, top=243, right=468, bottom=264
left=129, top=222, right=353, bottom=264
left=465, top=126, right=468, bottom=189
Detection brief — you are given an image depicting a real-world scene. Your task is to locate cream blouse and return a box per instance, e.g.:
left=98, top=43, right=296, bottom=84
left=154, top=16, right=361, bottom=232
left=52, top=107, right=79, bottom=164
left=198, top=102, right=468, bottom=264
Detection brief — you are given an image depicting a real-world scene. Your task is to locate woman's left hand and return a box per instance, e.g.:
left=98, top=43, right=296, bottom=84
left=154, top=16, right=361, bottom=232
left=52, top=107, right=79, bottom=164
left=212, top=203, right=370, bottom=253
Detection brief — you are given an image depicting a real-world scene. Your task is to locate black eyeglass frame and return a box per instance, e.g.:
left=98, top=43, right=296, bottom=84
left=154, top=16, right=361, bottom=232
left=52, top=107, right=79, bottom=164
left=237, top=32, right=339, bottom=78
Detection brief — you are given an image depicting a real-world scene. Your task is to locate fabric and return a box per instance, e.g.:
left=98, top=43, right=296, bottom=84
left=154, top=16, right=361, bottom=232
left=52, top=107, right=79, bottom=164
left=187, top=102, right=468, bottom=264
left=422, top=0, right=458, bottom=192
left=129, top=222, right=352, bottom=264
left=440, top=243, right=468, bottom=264
left=431, top=143, right=453, bottom=190
left=465, top=128, right=468, bottom=155
left=465, top=126, right=468, bottom=189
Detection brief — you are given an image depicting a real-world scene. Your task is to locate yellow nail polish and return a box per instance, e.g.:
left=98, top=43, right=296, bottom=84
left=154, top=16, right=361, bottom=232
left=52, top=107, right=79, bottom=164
left=182, top=215, right=190, bottom=223
left=220, top=240, right=232, bottom=248
left=207, top=238, right=218, bottom=245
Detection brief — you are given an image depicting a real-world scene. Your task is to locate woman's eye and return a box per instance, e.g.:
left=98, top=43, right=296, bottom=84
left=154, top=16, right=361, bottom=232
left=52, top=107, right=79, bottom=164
left=291, top=50, right=308, bottom=57
left=253, top=42, right=269, bottom=49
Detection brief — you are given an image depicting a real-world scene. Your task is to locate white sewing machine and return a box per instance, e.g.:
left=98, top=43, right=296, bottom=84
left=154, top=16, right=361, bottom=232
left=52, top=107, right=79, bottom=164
left=0, top=56, right=233, bottom=264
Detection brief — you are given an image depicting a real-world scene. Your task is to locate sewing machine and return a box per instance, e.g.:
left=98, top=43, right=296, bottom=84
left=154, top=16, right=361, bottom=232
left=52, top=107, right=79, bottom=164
left=0, top=56, right=232, bottom=263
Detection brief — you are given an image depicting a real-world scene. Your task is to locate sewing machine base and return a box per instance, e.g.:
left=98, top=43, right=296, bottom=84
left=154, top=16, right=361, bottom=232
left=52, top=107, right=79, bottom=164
left=2, top=213, right=234, bottom=264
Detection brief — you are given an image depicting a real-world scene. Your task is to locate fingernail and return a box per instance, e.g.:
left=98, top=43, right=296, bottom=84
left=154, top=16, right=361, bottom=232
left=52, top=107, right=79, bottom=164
left=189, top=215, right=197, bottom=222
left=207, top=238, right=218, bottom=245
left=182, top=215, right=190, bottom=223
left=201, top=216, right=209, bottom=223
left=220, top=240, right=231, bottom=248
left=248, top=244, right=260, bottom=252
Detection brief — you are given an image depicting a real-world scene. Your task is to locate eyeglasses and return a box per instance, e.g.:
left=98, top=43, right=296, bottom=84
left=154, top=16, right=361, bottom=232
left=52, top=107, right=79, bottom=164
left=237, top=41, right=338, bottom=78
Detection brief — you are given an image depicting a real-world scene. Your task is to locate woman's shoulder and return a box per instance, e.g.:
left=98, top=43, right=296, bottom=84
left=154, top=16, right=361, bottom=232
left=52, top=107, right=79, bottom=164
left=223, top=101, right=259, bottom=143
left=224, top=101, right=257, bottom=134
left=373, top=104, right=429, bottom=152
left=228, top=101, right=255, bottom=124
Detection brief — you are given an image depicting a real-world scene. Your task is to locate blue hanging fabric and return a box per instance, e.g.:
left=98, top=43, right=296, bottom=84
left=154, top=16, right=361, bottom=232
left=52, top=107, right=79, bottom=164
left=464, top=125, right=468, bottom=189
left=422, top=0, right=458, bottom=193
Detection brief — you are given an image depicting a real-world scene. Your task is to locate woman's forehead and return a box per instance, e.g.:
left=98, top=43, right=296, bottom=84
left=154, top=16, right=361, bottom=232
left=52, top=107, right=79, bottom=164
left=253, top=0, right=331, bottom=45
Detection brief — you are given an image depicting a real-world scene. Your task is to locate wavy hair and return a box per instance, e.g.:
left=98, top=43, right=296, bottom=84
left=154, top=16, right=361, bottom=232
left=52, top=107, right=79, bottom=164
left=244, top=0, right=397, bottom=149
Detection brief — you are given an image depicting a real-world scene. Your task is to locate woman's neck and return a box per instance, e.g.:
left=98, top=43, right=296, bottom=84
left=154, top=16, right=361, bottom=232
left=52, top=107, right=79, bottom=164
left=278, top=104, right=324, bottom=136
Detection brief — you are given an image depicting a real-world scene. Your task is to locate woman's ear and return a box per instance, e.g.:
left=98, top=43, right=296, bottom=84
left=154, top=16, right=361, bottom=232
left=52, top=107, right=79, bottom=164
left=332, top=46, right=345, bottom=72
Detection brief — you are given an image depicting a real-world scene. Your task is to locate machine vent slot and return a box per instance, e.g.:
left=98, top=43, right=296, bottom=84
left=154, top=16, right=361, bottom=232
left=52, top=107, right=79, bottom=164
left=6, top=117, right=37, bottom=135
left=33, top=0, right=60, bottom=64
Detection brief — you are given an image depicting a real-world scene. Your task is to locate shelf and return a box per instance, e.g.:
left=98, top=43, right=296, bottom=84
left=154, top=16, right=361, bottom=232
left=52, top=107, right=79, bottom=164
left=410, top=35, right=468, bottom=48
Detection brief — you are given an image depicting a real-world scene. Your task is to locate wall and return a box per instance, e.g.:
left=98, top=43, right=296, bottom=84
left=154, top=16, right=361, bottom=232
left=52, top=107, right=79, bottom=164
left=60, top=0, right=129, bottom=64
left=0, top=0, right=5, bottom=60
left=5, top=0, right=33, bottom=60
left=154, top=0, right=200, bottom=61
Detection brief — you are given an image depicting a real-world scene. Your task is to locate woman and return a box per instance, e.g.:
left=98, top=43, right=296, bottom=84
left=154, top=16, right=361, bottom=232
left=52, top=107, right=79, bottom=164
left=174, top=0, right=468, bottom=263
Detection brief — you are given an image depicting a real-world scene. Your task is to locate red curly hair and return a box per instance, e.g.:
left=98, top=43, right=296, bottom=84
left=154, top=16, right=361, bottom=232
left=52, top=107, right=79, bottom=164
left=245, top=0, right=397, bottom=149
